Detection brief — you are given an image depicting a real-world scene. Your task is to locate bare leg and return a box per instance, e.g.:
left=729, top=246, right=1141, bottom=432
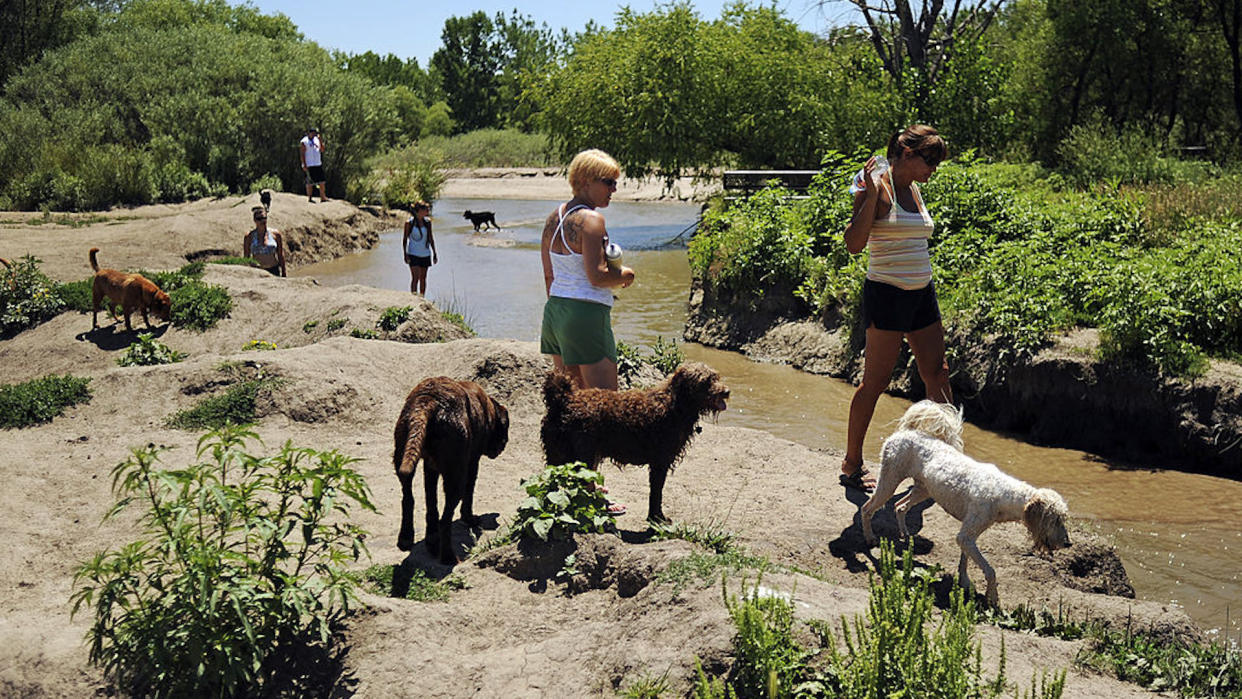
left=843, top=326, right=904, bottom=483
left=408, top=265, right=419, bottom=294
left=550, top=355, right=586, bottom=389
left=907, top=321, right=953, bottom=403
left=577, top=357, right=619, bottom=390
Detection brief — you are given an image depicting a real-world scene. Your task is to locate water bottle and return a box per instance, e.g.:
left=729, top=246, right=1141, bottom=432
left=872, top=155, right=890, bottom=177
left=604, top=242, right=623, bottom=269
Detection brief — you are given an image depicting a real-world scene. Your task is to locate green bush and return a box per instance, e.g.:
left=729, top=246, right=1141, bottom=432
left=440, top=311, right=475, bottom=337
left=54, top=278, right=94, bottom=313
left=647, top=336, right=684, bottom=375
left=385, top=128, right=555, bottom=168
left=360, top=564, right=467, bottom=602
left=349, top=327, right=378, bottom=339
left=616, top=340, right=643, bottom=381
left=167, top=373, right=279, bottom=430
left=376, top=305, right=412, bottom=331
left=116, top=333, right=187, bottom=367
left=0, top=374, right=92, bottom=428
left=513, top=463, right=617, bottom=541
left=248, top=173, right=283, bottom=193
left=0, top=255, right=67, bottom=336
left=207, top=256, right=259, bottom=267
left=71, top=426, right=375, bottom=697
left=169, top=281, right=233, bottom=331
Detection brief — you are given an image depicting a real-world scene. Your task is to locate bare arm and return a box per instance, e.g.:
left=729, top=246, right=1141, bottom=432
left=300, top=141, right=308, bottom=169
left=426, top=222, right=437, bottom=264
left=274, top=231, right=286, bottom=277
left=402, top=218, right=411, bottom=252
left=572, top=211, right=634, bottom=289
left=843, top=157, right=884, bottom=255
left=540, top=211, right=557, bottom=296
left=242, top=232, right=250, bottom=259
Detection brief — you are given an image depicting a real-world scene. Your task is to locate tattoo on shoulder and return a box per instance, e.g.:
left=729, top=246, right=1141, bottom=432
left=564, top=216, right=581, bottom=247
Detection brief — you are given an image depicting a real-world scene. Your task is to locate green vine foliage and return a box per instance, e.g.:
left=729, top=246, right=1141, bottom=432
left=0, top=255, right=67, bottom=336
left=693, top=157, right=1242, bottom=375
left=70, top=426, right=376, bottom=698
left=514, top=462, right=616, bottom=541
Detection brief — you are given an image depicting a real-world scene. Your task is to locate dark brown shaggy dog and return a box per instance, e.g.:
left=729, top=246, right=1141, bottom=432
left=393, top=377, right=509, bottom=564
left=89, top=247, right=171, bottom=331
left=541, top=363, right=729, bottom=524
left=462, top=210, right=499, bottom=232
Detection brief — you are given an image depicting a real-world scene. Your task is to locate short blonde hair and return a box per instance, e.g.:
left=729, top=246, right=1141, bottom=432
left=567, top=149, right=621, bottom=197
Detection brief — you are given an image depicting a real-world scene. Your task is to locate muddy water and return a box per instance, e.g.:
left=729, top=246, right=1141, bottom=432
left=296, top=197, right=1242, bottom=636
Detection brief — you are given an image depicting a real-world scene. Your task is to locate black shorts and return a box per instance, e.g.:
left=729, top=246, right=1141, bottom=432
left=305, top=165, right=325, bottom=184
left=861, top=278, right=942, bottom=332
left=263, top=265, right=281, bottom=276
left=405, top=253, right=431, bottom=268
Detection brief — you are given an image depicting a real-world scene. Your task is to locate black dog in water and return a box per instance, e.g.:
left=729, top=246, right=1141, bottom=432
left=463, top=210, right=499, bottom=232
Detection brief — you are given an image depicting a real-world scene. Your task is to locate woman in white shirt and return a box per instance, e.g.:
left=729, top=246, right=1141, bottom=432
left=402, top=201, right=437, bottom=295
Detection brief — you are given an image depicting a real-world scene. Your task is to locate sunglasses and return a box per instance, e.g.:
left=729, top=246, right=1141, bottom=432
left=916, top=152, right=942, bottom=168
left=254, top=216, right=267, bottom=221
left=599, top=177, right=618, bottom=187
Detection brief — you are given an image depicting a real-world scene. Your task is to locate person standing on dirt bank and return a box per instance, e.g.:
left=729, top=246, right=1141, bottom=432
left=300, top=127, right=327, bottom=203
left=839, top=124, right=952, bottom=493
left=539, top=148, right=635, bottom=392
left=244, top=206, right=286, bottom=277
left=403, top=201, right=437, bottom=295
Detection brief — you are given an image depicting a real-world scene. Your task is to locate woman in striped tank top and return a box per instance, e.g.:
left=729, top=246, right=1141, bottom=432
left=839, top=124, right=953, bottom=493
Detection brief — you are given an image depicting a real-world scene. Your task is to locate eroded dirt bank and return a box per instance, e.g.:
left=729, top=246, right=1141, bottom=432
left=0, top=197, right=1196, bottom=696
left=684, top=278, right=1242, bottom=479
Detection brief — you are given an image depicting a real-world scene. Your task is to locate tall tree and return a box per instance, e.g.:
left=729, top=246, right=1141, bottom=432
left=431, top=12, right=501, bottom=132
left=1208, top=0, right=1242, bottom=133
left=819, top=0, right=1002, bottom=111
left=0, top=0, right=100, bottom=87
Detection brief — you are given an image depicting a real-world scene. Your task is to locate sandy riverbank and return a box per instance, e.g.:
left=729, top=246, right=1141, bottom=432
left=0, top=195, right=1194, bottom=697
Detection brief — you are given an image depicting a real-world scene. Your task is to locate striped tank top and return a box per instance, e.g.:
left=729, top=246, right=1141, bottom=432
left=852, top=169, right=934, bottom=290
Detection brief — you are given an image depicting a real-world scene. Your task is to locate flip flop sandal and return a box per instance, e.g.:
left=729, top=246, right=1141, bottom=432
left=839, top=469, right=876, bottom=493
left=605, top=501, right=627, bottom=516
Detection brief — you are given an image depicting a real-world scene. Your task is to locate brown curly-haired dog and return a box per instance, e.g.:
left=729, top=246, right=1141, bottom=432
left=541, top=362, right=729, bottom=524
left=394, top=376, right=509, bottom=564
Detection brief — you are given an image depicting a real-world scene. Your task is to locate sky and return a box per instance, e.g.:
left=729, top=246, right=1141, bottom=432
left=247, top=1, right=855, bottom=68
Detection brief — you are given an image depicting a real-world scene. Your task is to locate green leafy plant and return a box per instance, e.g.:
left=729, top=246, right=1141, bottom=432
left=360, top=564, right=467, bottom=602
left=116, top=333, right=187, bottom=366
left=0, top=255, right=67, bottom=336
left=302, top=319, right=319, bottom=333
left=350, top=327, right=378, bottom=339
left=241, top=339, right=277, bottom=351
left=513, top=462, right=616, bottom=541
left=647, top=336, right=685, bottom=375
left=440, top=311, right=475, bottom=337
left=54, top=277, right=95, bottom=313
left=166, top=370, right=280, bottom=430
left=616, top=340, right=644, bottom=381
left=376, top=305, right=412, bottom=331
left=207, top=256, right=260, bottom=267
left=326, top=318, right=347, bottom=331
left=0, top=374, right=92, bottom=428
left=169, top=281, right=232, bottom=331
left=70, top=426, right=375, bottom=697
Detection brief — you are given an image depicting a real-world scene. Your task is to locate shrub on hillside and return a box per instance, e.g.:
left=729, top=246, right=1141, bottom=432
left=0, top=374, right=92, bottom=428
left=0, top=255, right=67, bottom=336
left=71, top=426, right=375, bottom=697
left=116, top=333, right=187, bottom=367
left=169, top=281, right=232, bottom=331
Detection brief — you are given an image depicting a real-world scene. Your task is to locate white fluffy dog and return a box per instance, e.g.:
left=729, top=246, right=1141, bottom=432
left=860, top=400, right=1072, bottom=605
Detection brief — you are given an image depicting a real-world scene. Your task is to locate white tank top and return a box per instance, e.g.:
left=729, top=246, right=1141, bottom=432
left=547, top=203, right=613, bottom=307
left=405, top=218, right=431, bottom=256
left=852, top=170, right=934, bottom=290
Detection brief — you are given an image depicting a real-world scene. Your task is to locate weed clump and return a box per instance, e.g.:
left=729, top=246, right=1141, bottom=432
left=116, top=333, right=187, bottom=366
left=71, top=426, right=375, bottom=697
left=0, top=374, right=92, bottom=428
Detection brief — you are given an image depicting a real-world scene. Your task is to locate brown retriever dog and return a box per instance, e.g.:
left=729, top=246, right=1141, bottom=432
left=541, top=362, right=729, bottom=524
left=393, top=377, right=509, bottom=564
left=89, top=247, right=171, bottom=331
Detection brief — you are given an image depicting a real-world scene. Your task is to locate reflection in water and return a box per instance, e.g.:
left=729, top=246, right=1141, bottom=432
left=296, top=197, right=1242, bottom=635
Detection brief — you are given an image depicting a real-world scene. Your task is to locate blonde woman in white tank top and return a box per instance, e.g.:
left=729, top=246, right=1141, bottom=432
left=539, top=149, right=635, bottom=391
left=839, top=124, right=954, bottom=493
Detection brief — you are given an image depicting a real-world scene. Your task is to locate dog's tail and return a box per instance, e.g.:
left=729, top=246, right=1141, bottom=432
left=393, top=398, right=433, bottom=478
left=542, top=370, right=574, bottom=416
left=89, top=247, right=101, bottom=272
left=897, top=400, right=964, bottom=451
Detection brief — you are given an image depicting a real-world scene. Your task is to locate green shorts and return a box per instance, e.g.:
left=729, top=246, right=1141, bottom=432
left=540, top=296, right=617, bottom=365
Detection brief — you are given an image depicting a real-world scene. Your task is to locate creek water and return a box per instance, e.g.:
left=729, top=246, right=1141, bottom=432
left=295, top=197, right=1242, bottom=637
